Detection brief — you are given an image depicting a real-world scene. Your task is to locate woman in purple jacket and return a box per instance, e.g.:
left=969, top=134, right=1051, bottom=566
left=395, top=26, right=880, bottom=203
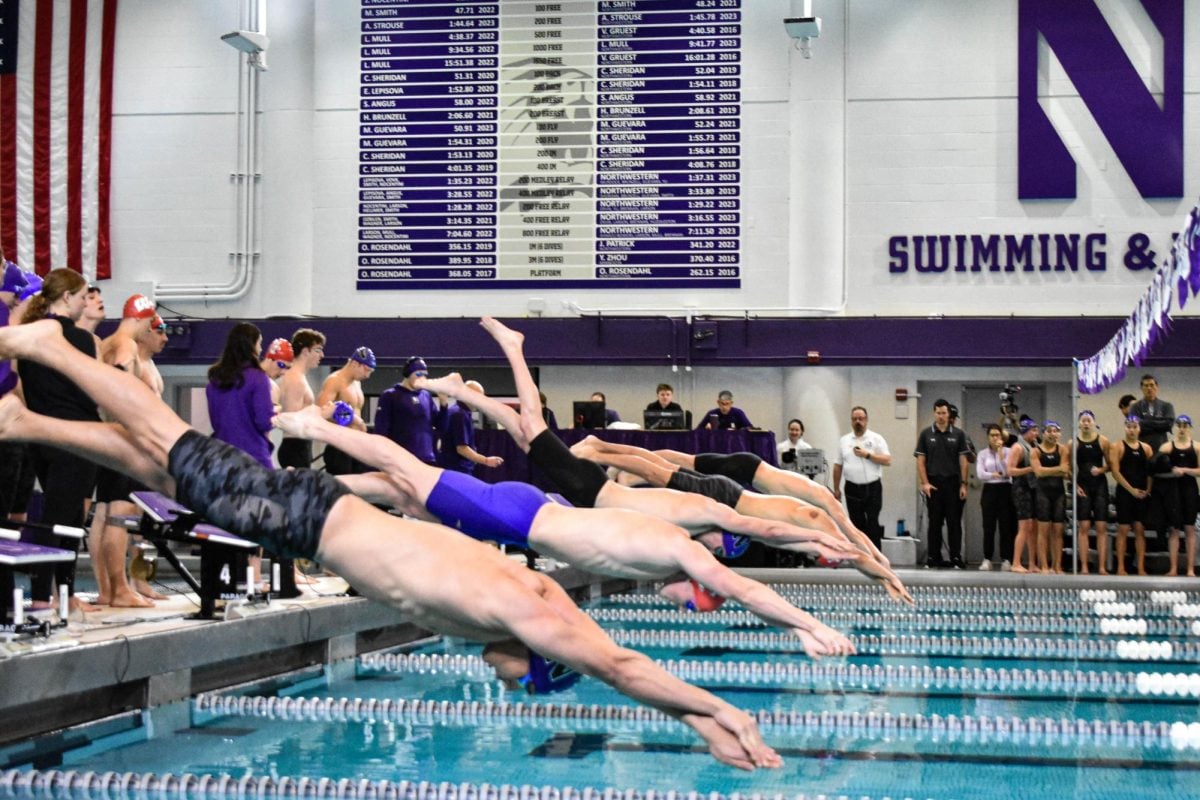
left=206, top=323, right=275, bottom=469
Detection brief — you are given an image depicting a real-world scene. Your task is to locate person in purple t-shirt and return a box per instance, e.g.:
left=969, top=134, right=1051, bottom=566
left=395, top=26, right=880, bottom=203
left=205, top=322, right=275, bottom=469
left=437, top=379, right=504, bottom=475
left=375, top=355, right=438, bottom=465
left=697, top=390, right=754, bottom=431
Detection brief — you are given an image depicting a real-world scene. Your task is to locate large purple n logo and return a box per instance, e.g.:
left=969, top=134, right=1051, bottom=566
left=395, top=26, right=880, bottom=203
left=1019, top=0, right=1183, bottom=200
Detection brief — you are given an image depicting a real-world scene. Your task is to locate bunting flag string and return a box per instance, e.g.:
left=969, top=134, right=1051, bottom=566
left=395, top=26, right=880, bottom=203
left=1076, top=204, right=1200, bottom=394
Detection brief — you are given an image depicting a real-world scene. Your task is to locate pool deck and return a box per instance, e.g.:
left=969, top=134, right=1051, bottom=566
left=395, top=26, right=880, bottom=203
left=0, top=564, right=631, bottom=747
left=0, top=563, right=1190, bottom=748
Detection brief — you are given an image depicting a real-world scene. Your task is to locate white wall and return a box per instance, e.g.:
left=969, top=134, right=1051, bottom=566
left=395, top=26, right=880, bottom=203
left=843, top=0, right=1200, bottom=315
left=102, top=1, right=1200, bottom=319
left=110, top=1, right=1200, bottom=513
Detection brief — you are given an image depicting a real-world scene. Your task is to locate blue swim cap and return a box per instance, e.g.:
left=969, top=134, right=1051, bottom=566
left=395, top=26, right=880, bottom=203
left=2, top=261, right=40, bottom=300
left=517, top=652, right=581, bottom=695
left=403, top=355, right=428, bottom=377
left=1, top=261, right=27, bottom=295
left=1177, top=415, right=1193, bottom=426
left=331, top=401, right=354, bottom=427
left=719, top=532, right=750, bottom=559
left=351, top=346, right=376, bottom=369
left=17, top=272, right=42, bottom=301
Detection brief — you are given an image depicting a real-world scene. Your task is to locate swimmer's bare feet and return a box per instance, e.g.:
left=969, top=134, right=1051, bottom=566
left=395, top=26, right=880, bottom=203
left=0, top=393, right=29, bottom=440
left=422, top=372, right=465, bottom=396
left=272, top=404, right=327, bottom=439
left=0, top=318, right=63, bottom=360
left=69, top=595, right=99, bottom=613
left=133, top=579, right=167, bottom=600
left=568, top=435, right=604, bottom=457
left=480, top=316, right=524, bottom=351
left=108, top=587, right=154, bottom=608
left=571, top=442, right=601, bottom=462
left=1011, top=563, right=1028, bottom=573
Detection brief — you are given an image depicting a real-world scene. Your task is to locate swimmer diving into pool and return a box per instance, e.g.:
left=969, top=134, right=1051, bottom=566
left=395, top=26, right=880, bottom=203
left=0, top=319, right=780, bottom=772
left=271, top=402, right=856, bottom=660
left=423, top=316, right=911, bottom=605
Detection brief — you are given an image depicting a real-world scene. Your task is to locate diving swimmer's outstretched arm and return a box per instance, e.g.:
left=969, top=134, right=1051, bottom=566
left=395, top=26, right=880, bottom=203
left=504, top=574, right=782, bottom=771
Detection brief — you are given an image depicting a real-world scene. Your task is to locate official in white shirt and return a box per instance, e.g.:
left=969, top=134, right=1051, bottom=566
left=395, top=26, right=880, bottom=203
left=833, top=406, right=892, bottom=547
left=776, top=418, right=812, bottom=473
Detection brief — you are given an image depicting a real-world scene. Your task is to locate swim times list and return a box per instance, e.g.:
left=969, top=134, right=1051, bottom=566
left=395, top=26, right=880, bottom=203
left=358, top=0, right=742, bottom=290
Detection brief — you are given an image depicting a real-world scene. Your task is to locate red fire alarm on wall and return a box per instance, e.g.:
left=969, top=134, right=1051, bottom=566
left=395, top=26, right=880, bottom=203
left=895, top=388, right=909, bottom=401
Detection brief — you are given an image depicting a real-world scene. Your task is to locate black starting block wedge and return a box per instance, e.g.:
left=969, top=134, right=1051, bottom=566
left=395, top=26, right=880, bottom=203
left=129, top=491, right=268, bottom=619
left=0, top=539, right=74, bottom=635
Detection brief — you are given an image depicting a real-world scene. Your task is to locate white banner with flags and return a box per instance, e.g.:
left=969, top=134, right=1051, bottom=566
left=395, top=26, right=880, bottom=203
left=1076, top=204, right=1200, bottom=394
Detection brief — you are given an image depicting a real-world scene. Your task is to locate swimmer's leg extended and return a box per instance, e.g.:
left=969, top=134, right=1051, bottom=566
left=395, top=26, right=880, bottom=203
left=0, top=394, right=172, bottom=492
left=0, top=320, right=188, bottom=467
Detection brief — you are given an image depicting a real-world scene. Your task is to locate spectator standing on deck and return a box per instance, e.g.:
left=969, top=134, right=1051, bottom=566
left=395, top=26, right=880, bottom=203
left=17, top=269, right=100, bottom=610
left=376, top=355, right=438, bottom=465
left=975, top=424, right=1014, bottom=571
left=914, top=399, right=970, bottom=569
left=1131, top=375, right=1175, bottom=451
left=206, top=323, right=275, bottom=470
left=833, top=407, right=891, bottom=549
left=777, top=419, right=812, bottom=474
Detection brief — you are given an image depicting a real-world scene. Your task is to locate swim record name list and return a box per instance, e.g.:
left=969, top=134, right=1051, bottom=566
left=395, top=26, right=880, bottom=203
left=357, top=0, right=742, bottom=290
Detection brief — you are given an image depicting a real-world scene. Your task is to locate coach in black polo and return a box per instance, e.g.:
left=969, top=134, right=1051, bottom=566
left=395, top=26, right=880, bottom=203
left=914, top=398, right=971, bottom=569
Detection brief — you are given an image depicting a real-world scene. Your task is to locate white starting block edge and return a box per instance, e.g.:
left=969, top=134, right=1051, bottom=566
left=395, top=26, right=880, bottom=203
left=0, top=523, right=84, bottom=541
left=129, top=491, right=257, bottom=551
left=881, top=536, right=918, bottom=567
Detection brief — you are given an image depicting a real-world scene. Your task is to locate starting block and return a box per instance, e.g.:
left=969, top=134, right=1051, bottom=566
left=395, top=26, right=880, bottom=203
left=129, top=491, right=295, bottom=618
left=0, top=539, right=75, bottom=635
left=0, top=518, right=85, bottom=638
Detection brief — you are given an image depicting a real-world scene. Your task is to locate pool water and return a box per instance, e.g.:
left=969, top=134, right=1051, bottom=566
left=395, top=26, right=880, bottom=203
left=6, top=584, right=1200, bottom=800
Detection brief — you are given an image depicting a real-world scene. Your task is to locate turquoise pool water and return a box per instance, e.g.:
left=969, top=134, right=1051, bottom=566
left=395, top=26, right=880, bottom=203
left=5, top=584, right=1200, bottom=800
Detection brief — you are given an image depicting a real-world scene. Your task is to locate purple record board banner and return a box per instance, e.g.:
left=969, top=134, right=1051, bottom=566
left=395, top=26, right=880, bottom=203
left=357, top=0, right=742, bottom=290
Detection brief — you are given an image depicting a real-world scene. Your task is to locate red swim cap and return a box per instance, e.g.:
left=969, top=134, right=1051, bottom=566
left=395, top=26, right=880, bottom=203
left=122, top=294, right=156, bottom=320
left=265, top=338, right=294, bottom=363
left=685, top=580, right=726, bottom=613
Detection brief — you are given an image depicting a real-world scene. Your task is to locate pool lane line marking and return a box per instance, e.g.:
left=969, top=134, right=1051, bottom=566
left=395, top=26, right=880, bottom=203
left=528, top=732, right=1200, bottom=771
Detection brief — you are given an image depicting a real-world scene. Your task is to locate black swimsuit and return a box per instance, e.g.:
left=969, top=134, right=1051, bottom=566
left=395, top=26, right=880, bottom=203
left=168, top=429, right=352, bottom=559
left=667, top=468, right=745, bottom=509
left=693, top=452, right=762, bottom=487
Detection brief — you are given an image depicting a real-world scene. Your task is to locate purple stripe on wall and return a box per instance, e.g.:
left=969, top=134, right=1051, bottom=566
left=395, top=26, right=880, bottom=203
left=100, top=316, right=1200, bottom=368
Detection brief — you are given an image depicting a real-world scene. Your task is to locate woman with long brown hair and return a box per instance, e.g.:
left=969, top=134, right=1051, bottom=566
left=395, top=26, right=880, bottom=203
left=17, top=268, right=101, bottom=610
left=205, top=322, right=275, bottom=469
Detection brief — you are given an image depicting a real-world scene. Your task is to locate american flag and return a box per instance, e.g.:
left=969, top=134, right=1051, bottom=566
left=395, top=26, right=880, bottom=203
left=0, top=0, right=117, bottom=281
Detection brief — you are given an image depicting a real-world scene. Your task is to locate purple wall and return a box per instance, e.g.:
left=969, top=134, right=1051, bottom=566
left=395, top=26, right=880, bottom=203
left=105, top=315, right=1200, bottom=368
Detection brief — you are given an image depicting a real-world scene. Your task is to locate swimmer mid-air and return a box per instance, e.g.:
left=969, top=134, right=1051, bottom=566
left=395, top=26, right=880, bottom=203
left=272, top=403, right=856, bottom=660
left=0, top=318, right=781, bottom=771
left=424, top=316, right=911, bottom=605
